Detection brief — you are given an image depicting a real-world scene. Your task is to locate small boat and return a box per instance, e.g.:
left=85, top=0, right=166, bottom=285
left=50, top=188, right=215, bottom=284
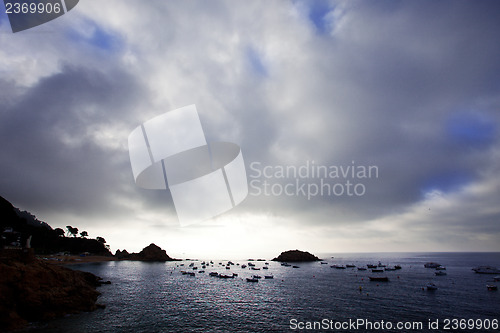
left=377, top=262, right=386, bottom=268
left=232, top=273, right=238, bottom=277
left=251, top=267, right=261, bottom=270
left=435, top=271, right=447, bottom=276
left=187, top=272, right=195, bottom=276
left=262, top=266, right=269, bottom=270
left=198, top=270, right=205, bottom=273
left=218, top=274, right=234, bottom=279
left=357, top=267, right=367, bottom=271
left=435, top=266, right=446, bottom=270
left=292, top=265, right=300, bottom=268
left=371, top=269, right=384, bottom=273
left=367, top=264, right=377, bottom=269
left=493, top=276, right=500, bottom=282
left=426, top=283, right=438, bottom=291
left=209, top=272, right=218, bottom=277
left=424, top=262, right=441, bottom=268
left=225, top=266, right=230, bottom=270
left=394, top=265, right=402, bottom=270
left=264, top=275, right=274, bottom=279
left=320, top=262, right=328, bottom=265
left=246, top=278, right=258, bottom=282
left=253, top=275, right=262, bottom=279
left=331, top=265, right=346, bottom=269
left=281, top=263, right=291, bottom=267
left=369, top=276, right=389, bottom=282
left=241, top=265, right=247, bottom=269
left=472, top=266, right=500, bottom=274
left=265, top=262, right=269, bottom=265
left=486, top=285, right=497, bottom=291
left=346, top=264, right=356, bottom=268
left=384, top=267, right=396, bottom=271
left=248, top=263, right=256, bottom=267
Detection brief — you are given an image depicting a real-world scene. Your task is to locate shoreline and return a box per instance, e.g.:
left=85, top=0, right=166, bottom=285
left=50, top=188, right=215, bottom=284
left=40, top=255, right=118, bottom=265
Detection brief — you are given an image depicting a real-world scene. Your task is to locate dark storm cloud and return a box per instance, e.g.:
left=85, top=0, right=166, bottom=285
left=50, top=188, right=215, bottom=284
left=1, top=0, right=499, bottom=252
left=0, top=65, right=147, bottom=218
left=241, top=0, right=500, bottom=224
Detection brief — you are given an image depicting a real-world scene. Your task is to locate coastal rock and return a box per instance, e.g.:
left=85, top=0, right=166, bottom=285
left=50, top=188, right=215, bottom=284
left=128, top=243, right=177, bottom=262
left=272, top=250, right=320, bottom=262
left=0, top=256, right=103, bottom=331
left=115, top=249, right=130, bottom=259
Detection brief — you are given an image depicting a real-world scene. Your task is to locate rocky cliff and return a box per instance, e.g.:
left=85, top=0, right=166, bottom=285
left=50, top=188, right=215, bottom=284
left=0, top=253, right=104, bottom=331
left=272, top=249, right=320, bottom=262
left=119, top=243, right=178, bottom=262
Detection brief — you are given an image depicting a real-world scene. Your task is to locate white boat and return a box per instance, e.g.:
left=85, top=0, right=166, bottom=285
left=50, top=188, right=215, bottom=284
left=472, top=266, right=500, bottom=274
left=435, top=266, right=446, bottom=270
left=486, top=285, right=498, bottom=291
left=493, top=276, right=500, bottom=282
left=218, top=274, right=234, bottom=279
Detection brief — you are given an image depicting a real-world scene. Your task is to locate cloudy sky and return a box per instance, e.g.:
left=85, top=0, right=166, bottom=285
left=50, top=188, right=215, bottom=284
left=1, top=0, right=499, bottom=258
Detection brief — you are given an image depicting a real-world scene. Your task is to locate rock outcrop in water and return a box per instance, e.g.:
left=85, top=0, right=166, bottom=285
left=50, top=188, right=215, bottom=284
left=115, top=249, right=130, bottom=259
left=0, top=252, right=104, bottom=331
left=272, top=249, right=320, bottom=262
left=124, top=243, right=178, bottom=262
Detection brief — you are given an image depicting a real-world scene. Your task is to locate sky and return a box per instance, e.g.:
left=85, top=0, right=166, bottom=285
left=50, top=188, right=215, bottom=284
left=1, top=0, right=499, bottom=259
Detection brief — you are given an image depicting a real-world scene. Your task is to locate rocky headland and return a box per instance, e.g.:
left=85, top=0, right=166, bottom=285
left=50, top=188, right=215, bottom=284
left=272, top=249, right=320, bottom=262
left=115, top=243, right=179, bottom=262
left=0, top=250, right=106, bottom=332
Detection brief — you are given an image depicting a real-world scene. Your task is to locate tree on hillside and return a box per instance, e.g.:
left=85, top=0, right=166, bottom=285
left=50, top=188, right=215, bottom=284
left=66, top=226, right=78, bottom=238
left=80, top=231, right=88, bottom=238
left=54, top=228, right=65, bottom=237
left=96, top=237, right=106, bottom=244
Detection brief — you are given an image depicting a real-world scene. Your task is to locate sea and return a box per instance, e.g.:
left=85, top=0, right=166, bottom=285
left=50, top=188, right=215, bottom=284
left=28, top=252, right=500, bottom=333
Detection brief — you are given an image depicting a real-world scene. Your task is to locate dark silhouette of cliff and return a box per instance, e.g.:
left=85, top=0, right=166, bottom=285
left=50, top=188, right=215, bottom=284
left=0, top=196, right=111, bottom=256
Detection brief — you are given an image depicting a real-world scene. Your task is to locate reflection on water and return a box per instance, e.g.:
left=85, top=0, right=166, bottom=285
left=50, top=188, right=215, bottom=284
left=30, top=253, right=500, bottom=332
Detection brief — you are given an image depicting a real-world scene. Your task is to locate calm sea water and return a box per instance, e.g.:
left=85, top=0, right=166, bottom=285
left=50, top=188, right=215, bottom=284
left=29, top=253, right=500, bottom=332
